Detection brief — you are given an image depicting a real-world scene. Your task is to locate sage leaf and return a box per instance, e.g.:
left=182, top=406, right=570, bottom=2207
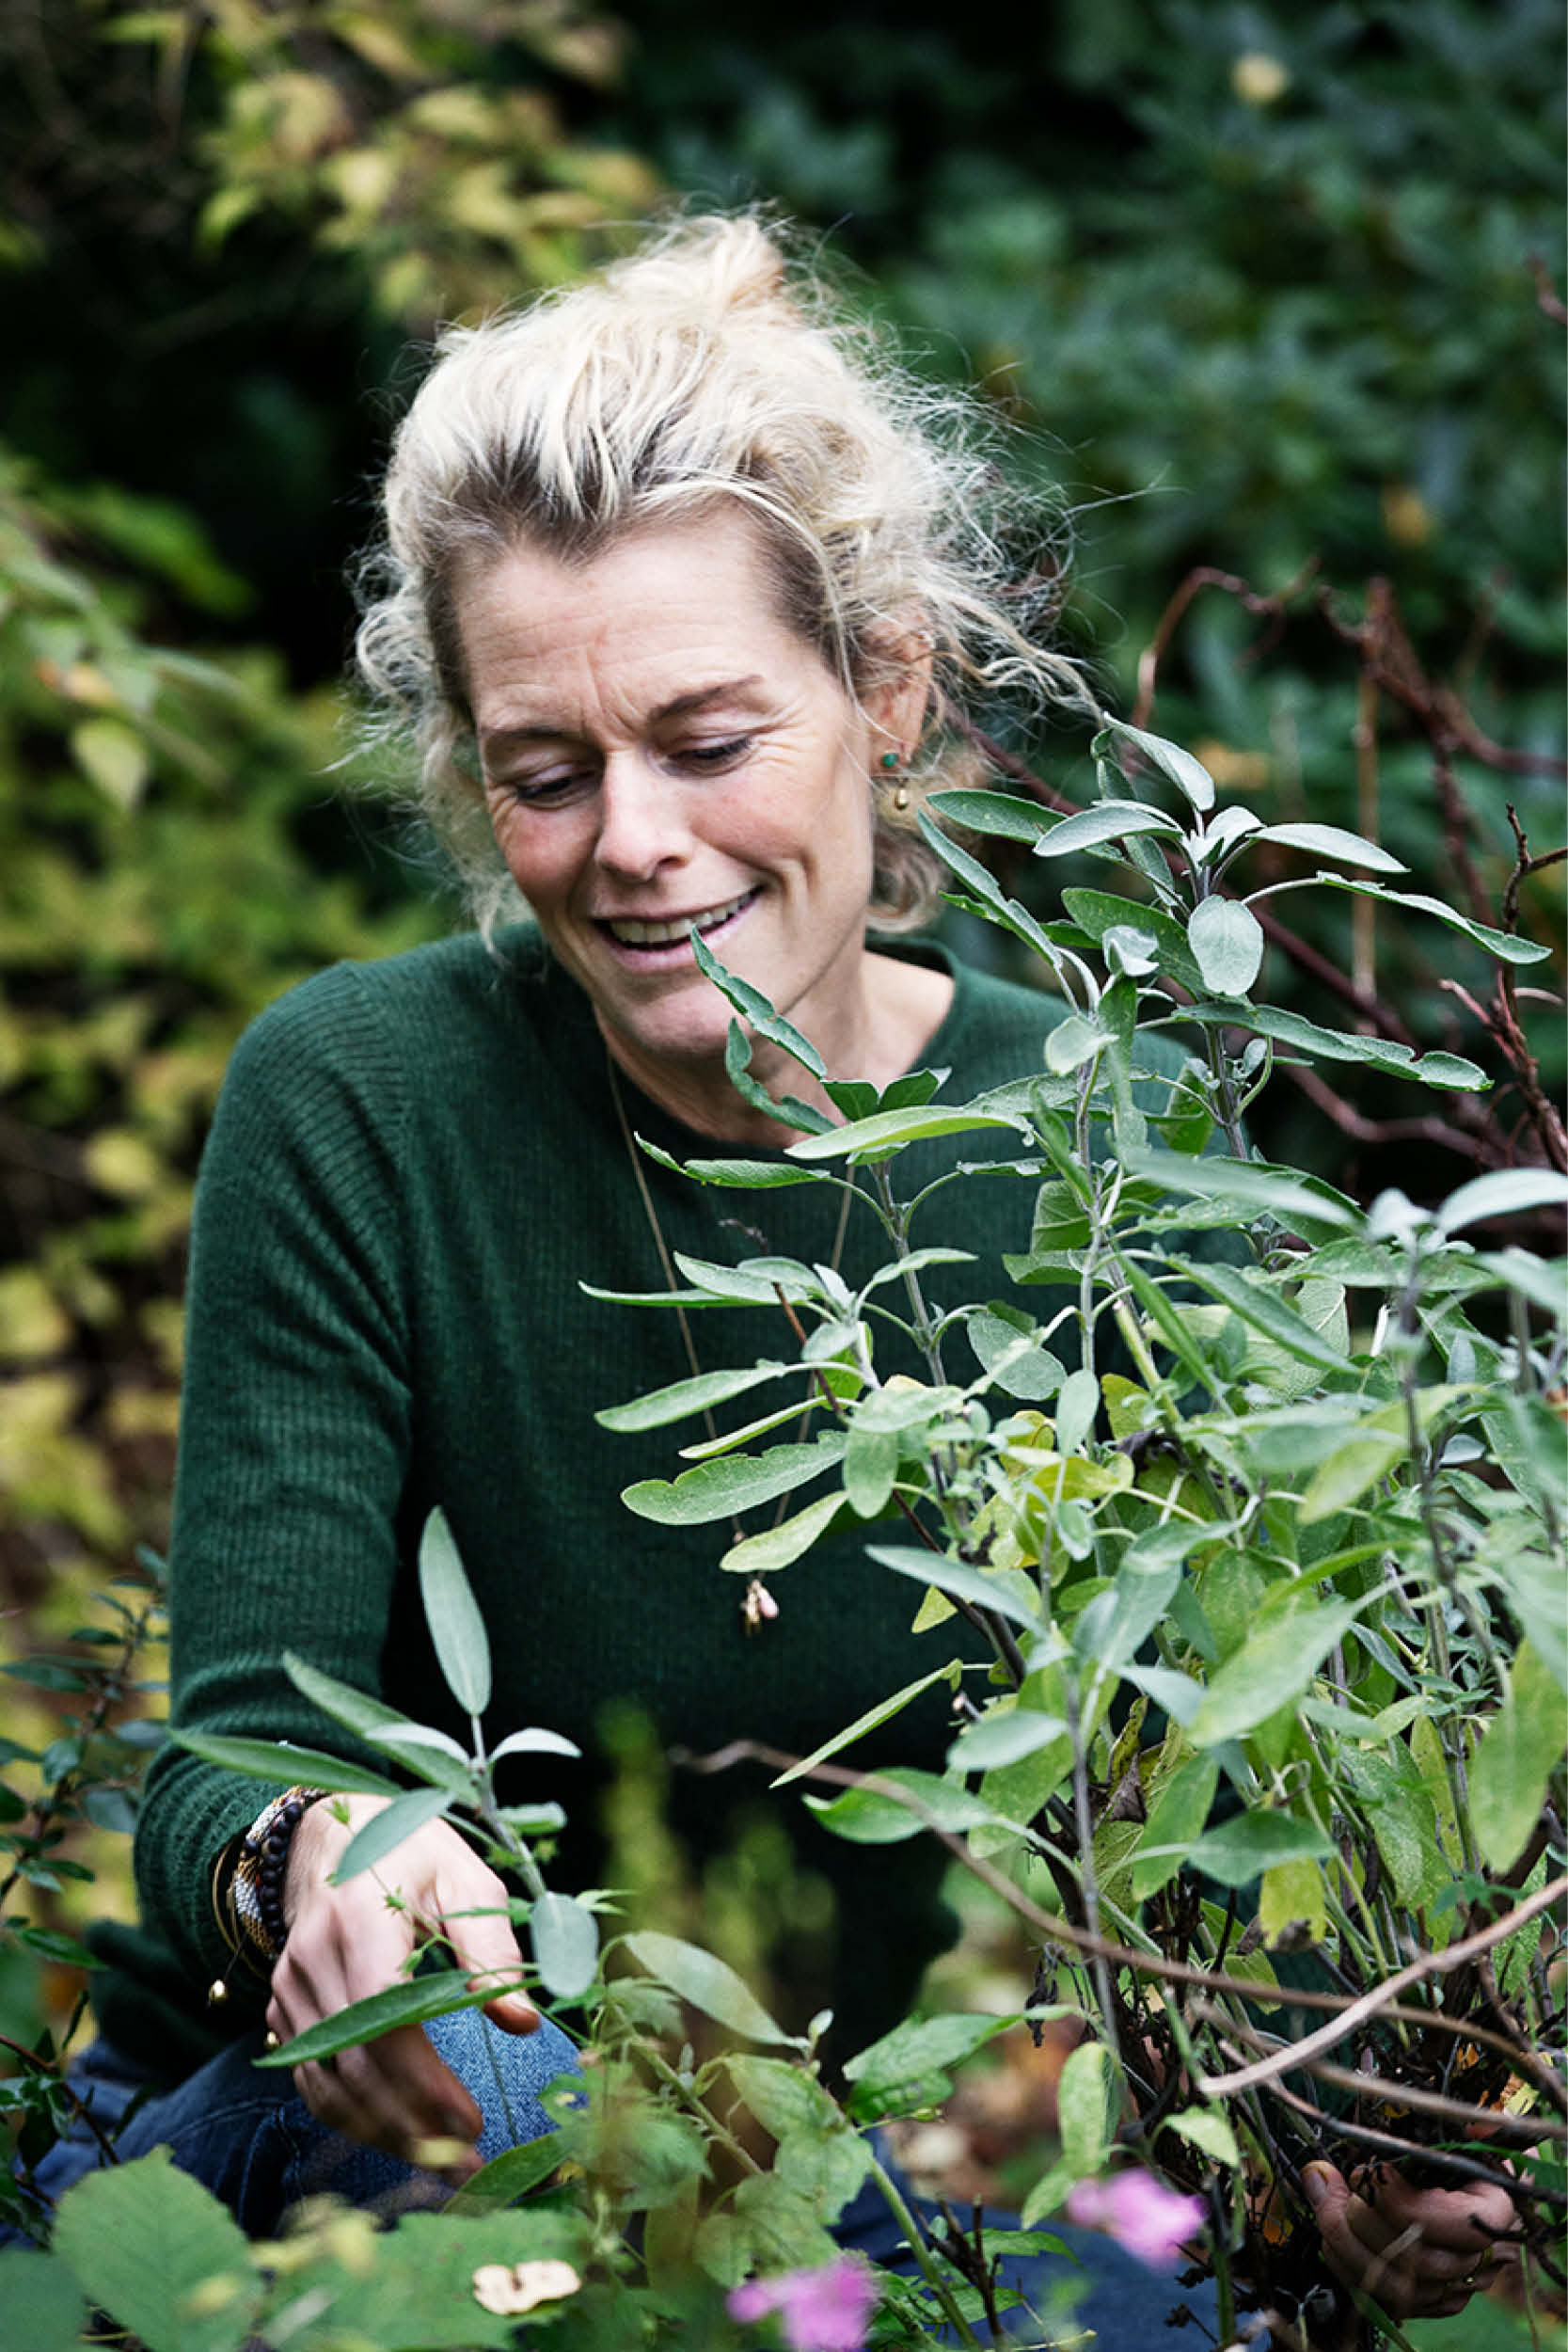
left=866, top=1544, right=1046, bottom=1630
left=259, top=1968, right=482, bottom=2066
left=1469, top=1643, right=1562, bottom=1874
left=626, top=1930, right=798, bottom=2046
left=1097, top=717, right=1217, bottom=812
left=1187, top=896, right=1265, bottom=995
left=1186, top=1810, right=1336, bottom=1886
left=1438, top=1168, right=1568, bottom=1236
left=1056, top=2039, right=1114, bottom=2172
left=772, top=1661, right=962, bottom=1788
left=531, top=1891, right=599, bottom=2000
left=720, top=1487, right=844, bottom=1575
left=1189, top=1597, right=1368, bottom=1746
left=947, top=1706, right=1066, bottom=1772
left=0, top=2248, right=84, bottom=2352
left=1248, top=821, right=1405, bottom=872
left=787, top=1106, right=1021, bottom=1161
left=1033, top=801, right=1184, bottom=858
left=624, top=1433, right=847, bottom=1525
left=805, top=1767, right=1004, bottom=1844
left=1305, top=875, right=1551, bottom=964
left=169, top=1730, right=399, bottom=1797
left=333, top=1784, right=453, bottom=1882
left=595, top=1360, right=795, bottom=1432
left=692, top=930, right=827, bottom=1075
left=1132, top=1756, right=1219, bottom=1899
left=419, top=1505, right=491, bottom=1720
left=927, top=787, right=1054, bottom=841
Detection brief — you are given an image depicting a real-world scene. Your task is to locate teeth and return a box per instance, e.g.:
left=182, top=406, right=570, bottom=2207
left=607, top=890, right=752, bottom=946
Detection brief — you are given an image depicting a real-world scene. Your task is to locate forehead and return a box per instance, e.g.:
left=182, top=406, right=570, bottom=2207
left=453, top=506, right=832, bottom=722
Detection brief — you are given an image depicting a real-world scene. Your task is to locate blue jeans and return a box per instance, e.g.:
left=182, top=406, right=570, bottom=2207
left=6, top=2020, right=1239, bottom=2347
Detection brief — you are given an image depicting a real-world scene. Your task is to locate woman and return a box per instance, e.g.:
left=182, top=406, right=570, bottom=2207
left=28, top=215, right=1509, bottom=2333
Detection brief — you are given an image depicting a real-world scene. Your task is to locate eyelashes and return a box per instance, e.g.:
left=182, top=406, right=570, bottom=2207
left=496, top=736, right=756, bottom=804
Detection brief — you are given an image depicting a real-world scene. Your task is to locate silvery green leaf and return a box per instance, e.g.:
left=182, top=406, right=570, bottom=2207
left=771, top=1661, right=962, bottom=1788
left=667, top=1154, right=827, bottom=1190
left=1473, top=1248, right=1567, bottom=1323
left=420, top=1505, right=491, bottom=1719
left=691, top=930, right=827, bottom=1076
left=626, top=1930, right=796, bottom=2045
left=488, top=1727, right=582, bottom=1762
left=372, top=1722, right=470, bottom=1762
left=927, top=787, right=1053, bottom=842
left=1247, top=821, right=1405, bottom=872
left=1054, top=1367, right=1100, bottom=1456
left=1127, top=1148, right=1357, bottom=1233
left=595, top=1360, right=794, bottom=1432
left=1062, top=888, right=1201, bottom=989
left=531, top=1891, right=600, bottom=2000
left=947, top=1707, right=1067, bottom=1772
left=720, top=1487, right=843, bottom=1575
left=1045, top=1012, right=1102, bottom=1073
left=917, top=809, right=1064, bottom=964
left=787, top=1106, right=1021, bottom=1161
left=1303, top=875, right=1551, bottom=964
left=170, top=1730, right=400, bottom=1797
left=865, top=1544, right=1045, bottom=1630
left=1437, top=1167, right=1568, bottom=1235
left=1192, top=805, right=1263, bottom=861
left=1033, top=801, right=1184, bottom=858
left=334, top=1785, right=453, bottom=1882
left=1102, top=923, right=1160, bottom=976
left=623, top=1433, right=847, bottom=1525
left=862, top=1247, right=977, bottom=1294
left=1096, top=716, right=1217, bottom=812
left=1187, top=897, right=1265, bottom=995
left=1167, top=1259, right=1351, bottom=1373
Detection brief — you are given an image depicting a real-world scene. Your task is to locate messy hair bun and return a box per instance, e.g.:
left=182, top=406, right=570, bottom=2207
left=356, top=211, right=1087, bottom=932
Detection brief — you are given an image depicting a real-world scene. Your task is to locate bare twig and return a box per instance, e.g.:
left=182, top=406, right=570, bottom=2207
left=1198, top=1878, right=1568, bottom=2100
left=1278, top=1061, right=1488, bottom=1167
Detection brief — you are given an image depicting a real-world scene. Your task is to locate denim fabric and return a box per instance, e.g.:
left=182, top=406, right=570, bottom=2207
left=7, top=2021, right=1243, bottom=2349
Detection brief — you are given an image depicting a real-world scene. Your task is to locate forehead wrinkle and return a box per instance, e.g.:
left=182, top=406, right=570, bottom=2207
left=477, top=676, right=770, bottom=755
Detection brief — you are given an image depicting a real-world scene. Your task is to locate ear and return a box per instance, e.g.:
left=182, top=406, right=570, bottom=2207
left=859, top=619, right=934, bottom=764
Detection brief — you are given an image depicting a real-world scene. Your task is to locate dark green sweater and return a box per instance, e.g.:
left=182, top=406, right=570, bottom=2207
left=95, top=929, right=1071, bottom=2079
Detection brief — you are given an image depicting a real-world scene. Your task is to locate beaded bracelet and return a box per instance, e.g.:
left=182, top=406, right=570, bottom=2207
left=211, top=1785, right=326, bottom=1995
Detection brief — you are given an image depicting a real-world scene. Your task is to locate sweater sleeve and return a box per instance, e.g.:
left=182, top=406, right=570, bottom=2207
left=135, top=964, right=414, bottom=2002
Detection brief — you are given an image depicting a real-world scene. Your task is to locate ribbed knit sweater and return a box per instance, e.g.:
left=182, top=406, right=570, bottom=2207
left=93, top=928, right=1075, bottom=2080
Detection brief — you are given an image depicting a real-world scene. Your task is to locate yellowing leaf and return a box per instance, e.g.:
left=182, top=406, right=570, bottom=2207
left=83, top=1129, right=164, bottom=1199
left=1259, top=1856, right=1329, bottom=1946
left=70, top=718, right=149, bottom=808
left=0, top=1267, right=71, bottom=1361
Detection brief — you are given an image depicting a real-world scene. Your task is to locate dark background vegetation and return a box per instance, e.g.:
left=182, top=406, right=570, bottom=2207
left=0, top=0, right=1562, bottom=2013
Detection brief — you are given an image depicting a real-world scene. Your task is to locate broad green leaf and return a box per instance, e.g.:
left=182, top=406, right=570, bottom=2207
left=1097, top=717, right=1216, bottom=812
left=1074, top=1556, right=1180, bottom=1679
left=805, top=1768, right=1004, bottom=1845
left=71, top=716, right=150, bottom=809
left=623, top=1433, right=847, bottom=1525
left=169, top=1730, right=399, bottom=1797
left=1305, top=875, right=1551, bottom=965
left=1297, top=1425, right=1409, bottom=1523
left=673, top=1251, right=819, bottom=1304
left=419, top=1506, right=491, bottom=1719
left=692, top=930, right=827, bottom=1075
left=258, top=1968, right=483, bottom=2066
left=1248, top=821, right=1405, bottom=872
left=1187, top=897, right=1264, bottom=995
left=1126, top=1148, right=1357, bottom=1234
left=787, top=1106, right=1021, bottom=1161
left=1187, top=1811, right=1336, bottom=1887
left=720, top=1487, right=844, bottom=1575
left=334, top=1784, right=453, bottom=1882
left=595, top=1360, right=794, bottom=1432
left=1062, top=887, right=1204, bottom=992
left=1474, top=1248, right=1568, bottom=1324
left=0, top=2249, right=87, bottom=2352
left=296, top=2207, right=590, bottom=2346
left=1437, top=1168, right=1568, bottom=1236
left=531, top=1891, right=600, bottom=1999
left=866, top=1543, right=1046, bottom=1630
left=844, top=1421, right=900, bottom=1514
left=1469, top=1645, right=1563, bottom=1874
left=927, top=787, right=1054, bottom=841
left=1054, top=1366, right=1100, bottom=1456
left=1033, top=801, right=1184, bottom=858
left=1169, top=1259, right=1350, bottom=1374
left=1259, top=1856, right=1330, bottom=1946
left=1055, top=2039, right=1113, bottom=2172
left=1189, top=1597, right=1367, bottom=1746
left=772, top=1661, right=960, bottom=1787
left=447, top=2134, right=569, bottom=2212
left=625, top=1931, right=798, bottom=2046
left=1045, top=1013, right=1102, bottom=1074
left=668, top=1154, right=826, bottom=1189
left=948, top=1705, right=1066, bottom=1771
left=1164, top=2107, right=1241, bottom=2167
left=52, top=2147, right=261, bottom=2352
left=843, top=2011, right=1013, bottom=2113
left=1132, top=1756, right=1219, bottom=1899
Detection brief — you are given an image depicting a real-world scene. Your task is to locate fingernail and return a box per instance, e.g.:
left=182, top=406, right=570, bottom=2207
left=1302, top=2163, right=1330, bottom=2206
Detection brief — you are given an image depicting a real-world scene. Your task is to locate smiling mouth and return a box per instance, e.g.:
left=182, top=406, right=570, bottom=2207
left=597, top=887, right=759, bottom=950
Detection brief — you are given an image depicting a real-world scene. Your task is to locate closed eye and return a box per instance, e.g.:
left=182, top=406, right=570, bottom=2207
left=674, top=736, right=752, bottom=771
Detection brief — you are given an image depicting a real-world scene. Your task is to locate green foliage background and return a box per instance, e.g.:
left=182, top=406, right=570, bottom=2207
left=0, top=0, right=1561, bottom=2033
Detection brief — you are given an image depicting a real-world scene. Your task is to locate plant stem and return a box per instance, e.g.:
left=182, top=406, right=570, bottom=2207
left=864, top=2149, right=987, bottom=2349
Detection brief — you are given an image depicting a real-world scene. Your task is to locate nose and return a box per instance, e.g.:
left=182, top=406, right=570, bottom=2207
left=593, top=755, right=693, bottom=882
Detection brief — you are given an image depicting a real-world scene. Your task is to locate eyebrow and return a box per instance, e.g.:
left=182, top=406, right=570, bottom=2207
left=479, top=677, right=767, bottom=752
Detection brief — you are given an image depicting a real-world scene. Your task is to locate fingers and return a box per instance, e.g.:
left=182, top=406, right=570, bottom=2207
left=1304, top=2160, right=1516, bottom=2323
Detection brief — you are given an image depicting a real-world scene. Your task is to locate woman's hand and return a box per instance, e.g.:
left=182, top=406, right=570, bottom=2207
left=265, top=1793, right=539, bottom=2179
left=1304, top=2157, right=1518, bottom=2325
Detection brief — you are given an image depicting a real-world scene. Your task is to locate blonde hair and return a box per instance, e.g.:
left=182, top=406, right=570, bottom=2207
left=355, top=211, right=1088, bottom=932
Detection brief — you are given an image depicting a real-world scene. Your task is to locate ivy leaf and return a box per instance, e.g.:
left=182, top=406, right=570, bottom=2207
left=1187, top=897, right=1265, bottom=995
left=419, top=1506, right=491, bottom=1720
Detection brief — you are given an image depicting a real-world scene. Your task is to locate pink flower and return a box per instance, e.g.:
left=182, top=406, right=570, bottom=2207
left=1065, top=2169, right=1207, bottom=2269
left=727, top=2255, right=879, bottom=2351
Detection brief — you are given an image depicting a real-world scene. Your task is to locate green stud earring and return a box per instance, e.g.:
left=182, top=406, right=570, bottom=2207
left=879, top=750, right=900, bottom=771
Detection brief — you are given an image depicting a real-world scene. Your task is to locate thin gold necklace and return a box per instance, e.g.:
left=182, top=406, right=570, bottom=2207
left=606, top=1052, right=852, bottom=1630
